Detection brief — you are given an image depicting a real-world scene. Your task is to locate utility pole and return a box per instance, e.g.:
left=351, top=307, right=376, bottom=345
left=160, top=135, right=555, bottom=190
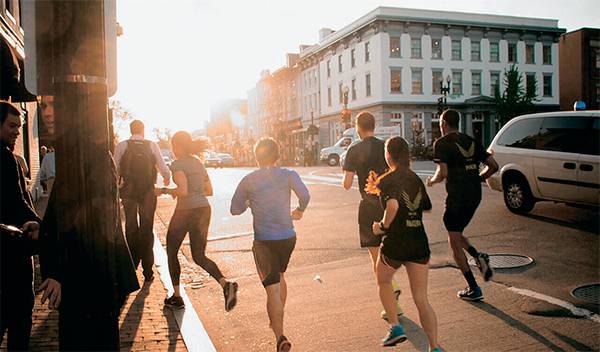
left=43, top=1, right=138, bottom=349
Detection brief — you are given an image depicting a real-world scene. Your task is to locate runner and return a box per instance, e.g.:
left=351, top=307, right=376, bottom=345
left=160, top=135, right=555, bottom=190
left=159, top=131, right=237, bottom=311
left=231, top=137, right=310, bottom=352
left=367, top=136, right=441, bottom=351
left=426, top=109, right=499, bottom=301
left=342, top=111, right=403, bottom=319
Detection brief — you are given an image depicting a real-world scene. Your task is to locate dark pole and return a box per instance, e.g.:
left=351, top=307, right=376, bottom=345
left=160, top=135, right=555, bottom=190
left=51, top=1, right=138, bottom=349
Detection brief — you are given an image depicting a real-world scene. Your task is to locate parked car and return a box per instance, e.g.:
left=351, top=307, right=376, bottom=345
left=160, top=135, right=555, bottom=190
left=217, top=153, right=235, bottom=167
left=339, top=139, right=361, bottom=169
left=486, top=111, right=599, bottom=214
left=320, top=126, right=401, bottom=166
left=204, top=152, right=223, bottom=168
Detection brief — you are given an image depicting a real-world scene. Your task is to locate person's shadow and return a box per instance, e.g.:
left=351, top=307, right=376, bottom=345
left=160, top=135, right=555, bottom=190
left=119, top=282, right=151, bottom=350
left=467, top=300, right=588, bottom=351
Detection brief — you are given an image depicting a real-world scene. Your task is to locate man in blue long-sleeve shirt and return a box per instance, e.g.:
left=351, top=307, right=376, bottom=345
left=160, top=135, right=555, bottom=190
left=231, top=137, right=310, bottom=352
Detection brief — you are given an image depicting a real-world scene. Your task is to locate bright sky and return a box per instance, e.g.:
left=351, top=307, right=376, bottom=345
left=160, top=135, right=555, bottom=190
left=115, top=0, right=598, bottom=135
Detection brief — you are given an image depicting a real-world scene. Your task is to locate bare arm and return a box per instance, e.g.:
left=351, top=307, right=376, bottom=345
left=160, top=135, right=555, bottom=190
left=382, top=199, right=399, bottom=228
left=426, top=162, right=448, bottom=187
left=342, top=171, right=355, bottom=190
left=480, top=155, right=499, bottom=181
left=166, top=170, right=188, bottom=198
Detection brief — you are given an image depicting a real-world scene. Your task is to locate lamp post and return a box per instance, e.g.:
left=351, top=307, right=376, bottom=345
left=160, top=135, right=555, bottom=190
left=341, top=85, right=351, bottom=130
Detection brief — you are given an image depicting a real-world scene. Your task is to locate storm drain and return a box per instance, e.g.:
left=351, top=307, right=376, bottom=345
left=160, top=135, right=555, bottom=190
left=571, top=284, right=600, bottom=304
left=468, top=254, right=534, bottom=269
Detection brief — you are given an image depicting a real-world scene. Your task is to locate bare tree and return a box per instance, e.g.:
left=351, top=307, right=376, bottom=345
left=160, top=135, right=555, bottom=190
left=153, top=127, right=172, bottom=150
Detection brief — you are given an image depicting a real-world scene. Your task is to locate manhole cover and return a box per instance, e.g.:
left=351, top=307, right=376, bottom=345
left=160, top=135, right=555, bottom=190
left=468, top=254, right=534, bottom=269
left=571, top=283, right=600, bottom=304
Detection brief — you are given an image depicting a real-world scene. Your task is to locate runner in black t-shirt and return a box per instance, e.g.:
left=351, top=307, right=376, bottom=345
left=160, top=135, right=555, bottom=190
left=427, top=109, right=499, bottom=301
left=342, top=111, right=403, bottom=319
left=368, top=137, right=440, bottom=351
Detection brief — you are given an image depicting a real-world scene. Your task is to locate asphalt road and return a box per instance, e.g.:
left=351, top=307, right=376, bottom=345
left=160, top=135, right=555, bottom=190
left=156, top=164, right=599, bottom=351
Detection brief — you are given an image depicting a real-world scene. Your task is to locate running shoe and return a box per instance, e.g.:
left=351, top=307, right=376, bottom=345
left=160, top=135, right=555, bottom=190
left=223, top=281, right=238, bottom=312
left=381, top=324, right=407, bottom=347
left=430, top=348, right=443, bottom=352
left=277, top=335, right=291, bottom=352
left=164, top=295, right=185, bottom=309
left=475, top=253, right=494, bottom=281
left=457, top=286, right=483, bottom=301
left=381, top=289, right=403, bottom=320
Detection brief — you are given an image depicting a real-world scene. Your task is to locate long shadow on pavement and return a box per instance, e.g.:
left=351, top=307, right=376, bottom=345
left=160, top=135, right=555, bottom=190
left=551, top=330, right=595, bottom=351
left=119, top=282, right=150, bottom=350
left=162, top=306, right=181, bottom=352
left=523, top=212, right=599, bottom=235
left=399, top=316, right=430, bottom=351
left=467, top=301, right=566, bottom=351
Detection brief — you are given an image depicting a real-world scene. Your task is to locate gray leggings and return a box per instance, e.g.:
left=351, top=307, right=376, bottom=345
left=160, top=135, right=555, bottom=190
left=166, top=206, right=224, bottom=286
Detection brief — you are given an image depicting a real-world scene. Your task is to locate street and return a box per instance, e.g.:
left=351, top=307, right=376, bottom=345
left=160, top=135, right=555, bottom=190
left=152, top=164, right=599, bottom=351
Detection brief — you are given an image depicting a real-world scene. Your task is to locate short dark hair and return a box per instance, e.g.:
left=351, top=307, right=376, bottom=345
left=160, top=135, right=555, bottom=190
left=441, top=109, right=460, bottom=129
left=1, top=101, right=21, bottom=125
left=254, top=137, right=280, bottom=167
left=130, top=120, right=144, bottom=135
left=356, top=111, right=375, bottom=131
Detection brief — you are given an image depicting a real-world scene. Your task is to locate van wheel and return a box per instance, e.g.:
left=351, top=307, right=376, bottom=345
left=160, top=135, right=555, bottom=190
left=503, top=176, right=535, bottom=214
left=327, top=155, right=339, bottom=166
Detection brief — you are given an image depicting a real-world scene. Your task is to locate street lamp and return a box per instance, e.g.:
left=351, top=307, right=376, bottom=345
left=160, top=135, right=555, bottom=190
left=341, top=85, right=351, bottom=129
left=438, top=75, right=452, bottom=116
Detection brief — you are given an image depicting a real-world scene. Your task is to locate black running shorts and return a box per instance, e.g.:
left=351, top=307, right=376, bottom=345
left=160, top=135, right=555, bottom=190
left=358, top=197, right=384, bottom=248
left=380, top=253, right=430, bottom=270
left=252, top=237, right=296, bottom=287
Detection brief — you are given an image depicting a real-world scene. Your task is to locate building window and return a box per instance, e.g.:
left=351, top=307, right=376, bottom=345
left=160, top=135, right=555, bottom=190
left=491, top=71, right=500, bottom=95
left=366, top=73, right=371, bottom=96
left=411, top=69, right=423, bottom=94
left=452, top=40, right=462, bottom=60
left=490, top=42, right=499, bottom=62
left=411, top=37, right=421, bottom=59
left=471, top=41, right=481, bottom=61
left=327, top=60, right=331, bottom=78
left=526, top=73, right=536, bottom=93
left=338, top=82, right=343, bottom=104
left=543, top=45, right=552, bottom=64
left=5, top=0, right=13, bottom=15
left=351, top=78, right=357, bottom=100
left=391, top=69, right=402, bottom=93
left=452, top=71, right=462, bottom=95
left=431, top=38, right=442, bottom=59
left=431, top=117, right=441, bottom=140
left=390, top=36, right=401, bottom=58
left=391, top=112, right=404, bottom=137
left=508, top=43, right=517, bottom=63
left=526, top=44, right=535, bottom=64
left=432, top=70, right=443, bottom=95
left=543, top=74, right=552, bottom=97
left=327, top=86, right=332, bottom=106
left=471, top=71, right=481, bottom=96
left=351, top=49, right=356, bottom=68
left=365, top=42, right=370, bottom=62
left=338, top=55, right=343, bottom=73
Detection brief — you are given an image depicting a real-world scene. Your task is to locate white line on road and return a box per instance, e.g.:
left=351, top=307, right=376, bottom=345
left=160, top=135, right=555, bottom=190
left=153, top=234, right=217, bottom=352
left=506, top=286, right=600, bottom=323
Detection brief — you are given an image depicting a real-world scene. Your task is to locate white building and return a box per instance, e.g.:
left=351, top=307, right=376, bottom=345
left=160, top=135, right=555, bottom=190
left=296, top=7, right=565, bottom=148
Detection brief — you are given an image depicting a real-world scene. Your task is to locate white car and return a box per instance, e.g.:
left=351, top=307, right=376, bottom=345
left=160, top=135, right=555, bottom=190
left=487, top=111, right=599, bottom=214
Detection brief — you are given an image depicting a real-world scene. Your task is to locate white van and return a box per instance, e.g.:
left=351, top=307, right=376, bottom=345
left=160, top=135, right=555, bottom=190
left=320, top=126, right=400, bottom=166
left=486, top=111, right=599, bottom=214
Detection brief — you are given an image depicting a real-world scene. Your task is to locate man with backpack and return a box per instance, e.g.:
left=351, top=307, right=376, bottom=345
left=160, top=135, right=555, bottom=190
left=115, top=120, right=171, bottom=282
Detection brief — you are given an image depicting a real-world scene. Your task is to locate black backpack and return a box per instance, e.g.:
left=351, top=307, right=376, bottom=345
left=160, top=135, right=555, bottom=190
left=119, top=140, right=157, bottom=199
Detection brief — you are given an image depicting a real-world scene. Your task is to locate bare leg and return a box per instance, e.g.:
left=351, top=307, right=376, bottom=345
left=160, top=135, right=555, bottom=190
left=448, top=232, right=470, bottom=273
left=265, top=283, right=284, bottom=339
left=280, top=273, right=288, bottom=308
left=376, top=255, right=399, bottom=326
left=405, top=261, right=439, bottom=350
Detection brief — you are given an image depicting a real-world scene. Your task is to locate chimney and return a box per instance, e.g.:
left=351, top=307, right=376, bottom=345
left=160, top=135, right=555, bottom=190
left=319, top=28, right=335, bottom=42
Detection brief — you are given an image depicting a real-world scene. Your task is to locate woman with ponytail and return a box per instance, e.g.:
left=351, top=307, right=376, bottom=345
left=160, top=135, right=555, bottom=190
left=158, top=131, right=238, bottom=311
left=366, top=136, right=440, bottom=351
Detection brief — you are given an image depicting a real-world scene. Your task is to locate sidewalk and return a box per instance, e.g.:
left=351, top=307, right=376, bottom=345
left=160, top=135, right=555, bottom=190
left=19, top=198, right=189, bottom=352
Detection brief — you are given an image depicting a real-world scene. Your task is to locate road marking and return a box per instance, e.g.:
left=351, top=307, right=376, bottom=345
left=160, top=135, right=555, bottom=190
left=153, top=234, right=217, bottom=352
left=506, top=286, right=600, bottom=323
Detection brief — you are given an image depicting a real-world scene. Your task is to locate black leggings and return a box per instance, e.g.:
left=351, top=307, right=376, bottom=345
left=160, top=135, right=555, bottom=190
left=166, top=206, right=224, bottom=286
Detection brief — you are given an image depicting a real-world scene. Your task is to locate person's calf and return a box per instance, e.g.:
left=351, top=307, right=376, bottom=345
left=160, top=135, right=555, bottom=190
left=265, top=283, right=285, bottom=338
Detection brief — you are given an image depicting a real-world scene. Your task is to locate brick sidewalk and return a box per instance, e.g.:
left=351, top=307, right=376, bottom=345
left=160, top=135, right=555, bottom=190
left=1, top=197, right=189, bottom=351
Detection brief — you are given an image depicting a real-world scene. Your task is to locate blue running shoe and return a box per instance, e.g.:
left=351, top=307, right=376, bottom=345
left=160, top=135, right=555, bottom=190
left=382, top=324, right=407, bottom=347
left=458, top=286, right=483, bottom=301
